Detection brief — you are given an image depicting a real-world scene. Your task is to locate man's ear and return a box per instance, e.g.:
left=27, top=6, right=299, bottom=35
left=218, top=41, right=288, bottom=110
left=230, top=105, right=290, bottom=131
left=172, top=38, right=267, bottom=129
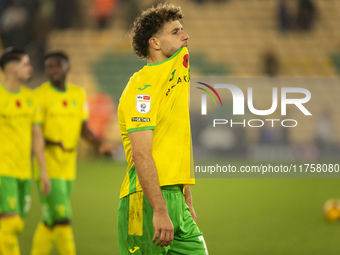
left=149, top=37, right=161, bottom=50
left=66, top=63, right=71, bottom=73
left=63, top=60, right=71, bottom=73
left=6, top=62, right=16, bottom=74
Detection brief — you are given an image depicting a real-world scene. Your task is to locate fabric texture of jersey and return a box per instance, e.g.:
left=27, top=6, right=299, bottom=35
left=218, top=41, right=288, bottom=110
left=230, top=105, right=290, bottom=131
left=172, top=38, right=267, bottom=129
left=0, top=84, right=42, bottom=179
left=118, top=47, right=194, bottom=199
left=34, top=82, right=88, bottom=180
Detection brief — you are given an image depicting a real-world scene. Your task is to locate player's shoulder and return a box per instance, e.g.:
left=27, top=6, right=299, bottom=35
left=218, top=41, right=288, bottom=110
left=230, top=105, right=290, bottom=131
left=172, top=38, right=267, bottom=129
left=121, top=67, right=151, bottom=95
left=67, top=82, right=81, bottom=90
left=129, top=66, right=149, bottom=87
left=67, top=83, right=86, bottom=93
left=66, top=83, right=87, bottom=103
left=34, top=81, right=51, bottom=94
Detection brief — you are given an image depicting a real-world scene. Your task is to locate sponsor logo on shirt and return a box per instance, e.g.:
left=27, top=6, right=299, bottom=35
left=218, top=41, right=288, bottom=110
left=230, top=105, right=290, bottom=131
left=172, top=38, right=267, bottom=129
left=129, top=247, right=140, bottom=253
left=138, top=84, right=151, bottom=91
left=131, top=117, right=150, bottom=122
left=166, top=75, right=190, bottom=96
left=136, top=95, right=151, bottom=114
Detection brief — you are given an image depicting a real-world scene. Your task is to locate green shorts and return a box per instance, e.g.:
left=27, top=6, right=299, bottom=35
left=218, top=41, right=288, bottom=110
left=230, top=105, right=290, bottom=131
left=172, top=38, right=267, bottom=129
left=118, top=185, right=208, bottom=255
left=0, top=176, right=31, bottom=218
left=37, top=178, right=74, bottom=227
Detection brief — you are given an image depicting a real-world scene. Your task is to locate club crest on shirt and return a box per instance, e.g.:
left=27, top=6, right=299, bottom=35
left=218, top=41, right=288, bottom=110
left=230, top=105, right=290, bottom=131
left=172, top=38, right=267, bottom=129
left=136, top=95, right=151, bottom=114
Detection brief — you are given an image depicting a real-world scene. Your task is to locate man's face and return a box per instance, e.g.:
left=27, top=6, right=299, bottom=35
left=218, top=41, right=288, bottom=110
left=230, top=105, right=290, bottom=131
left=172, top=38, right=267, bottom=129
left=13, top=55, right=33, bottom=83
left=44, top=57, right=69, bottom=84
left=156, top=20, right=189, bottom=58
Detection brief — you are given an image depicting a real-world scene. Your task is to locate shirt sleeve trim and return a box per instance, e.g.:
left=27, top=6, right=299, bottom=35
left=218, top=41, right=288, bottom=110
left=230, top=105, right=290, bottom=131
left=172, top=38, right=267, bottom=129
left=127, top=126, right=155, bottom=133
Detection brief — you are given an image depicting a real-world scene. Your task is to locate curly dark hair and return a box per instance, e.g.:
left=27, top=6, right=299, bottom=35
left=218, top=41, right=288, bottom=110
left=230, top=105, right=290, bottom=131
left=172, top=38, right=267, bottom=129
left=129, top=2, right=184, bottom=59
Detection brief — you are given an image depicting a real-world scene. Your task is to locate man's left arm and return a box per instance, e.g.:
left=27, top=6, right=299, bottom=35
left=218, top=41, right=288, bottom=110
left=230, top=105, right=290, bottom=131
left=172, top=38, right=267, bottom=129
left=81, top=122, right=115, bottom=155
left=184, top=186, right=197, bottom=222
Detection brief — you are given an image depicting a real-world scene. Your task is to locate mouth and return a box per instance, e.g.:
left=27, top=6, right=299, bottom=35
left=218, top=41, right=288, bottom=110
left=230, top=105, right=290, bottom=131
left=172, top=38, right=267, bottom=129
left=51, top=74, right=63, bottom=80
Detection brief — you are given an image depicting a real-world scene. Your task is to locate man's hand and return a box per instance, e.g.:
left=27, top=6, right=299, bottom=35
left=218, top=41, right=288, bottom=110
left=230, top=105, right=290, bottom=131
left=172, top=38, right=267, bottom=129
left=81, top=122, right=116, bottom=156
left=99, top=142, right=116, bottom=156
left=152, top=210, right=174, bottom=247
left=40, top=171, right=51, bottom=196
left=57, top=141, right=66, bottom=151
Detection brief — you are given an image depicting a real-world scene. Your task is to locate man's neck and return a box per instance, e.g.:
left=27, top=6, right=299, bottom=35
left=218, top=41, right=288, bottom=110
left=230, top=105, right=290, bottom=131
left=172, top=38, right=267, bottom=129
left=51, top=81, right=66, bottom=91
left=3, top=76, right=21, bottom=93
left=147, top=51, right=168, bottom=64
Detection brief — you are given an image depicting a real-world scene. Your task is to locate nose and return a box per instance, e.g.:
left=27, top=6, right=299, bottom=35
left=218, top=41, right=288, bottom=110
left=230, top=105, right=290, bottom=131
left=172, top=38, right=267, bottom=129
left=49, top=65, right=60, bottom=74
left=183, top=31, right=189, bottom=41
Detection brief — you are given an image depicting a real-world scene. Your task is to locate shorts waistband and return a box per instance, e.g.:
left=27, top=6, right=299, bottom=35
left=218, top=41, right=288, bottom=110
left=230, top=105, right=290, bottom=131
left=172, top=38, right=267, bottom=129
left=161, top=184, right=184, bottom=191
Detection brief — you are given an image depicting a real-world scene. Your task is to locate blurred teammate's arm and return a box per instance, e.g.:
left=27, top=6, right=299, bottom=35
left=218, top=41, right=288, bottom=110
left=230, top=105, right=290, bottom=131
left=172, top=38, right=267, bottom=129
left=184, top=186, right=197, bottom=222
left=81, top=121, right=115, bottom=155
left=129, top=130, right=174, bottom=247
left=32, top=124, right=51, bottom=196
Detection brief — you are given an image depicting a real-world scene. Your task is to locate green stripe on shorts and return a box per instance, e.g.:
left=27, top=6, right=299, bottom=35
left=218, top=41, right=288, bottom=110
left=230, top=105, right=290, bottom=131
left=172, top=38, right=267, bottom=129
left=118, top=185, right=208, bottom=255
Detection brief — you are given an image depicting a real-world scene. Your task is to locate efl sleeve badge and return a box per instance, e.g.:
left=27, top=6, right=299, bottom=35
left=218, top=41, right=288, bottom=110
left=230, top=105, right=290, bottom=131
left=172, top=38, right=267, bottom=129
left=136, top=94, right=151, bottom=114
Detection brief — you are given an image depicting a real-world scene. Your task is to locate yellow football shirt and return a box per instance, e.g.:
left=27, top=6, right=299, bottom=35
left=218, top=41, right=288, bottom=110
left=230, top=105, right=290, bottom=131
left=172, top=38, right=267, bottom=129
left=118, top=47, right=195, bottom=199
left=0, top=84, right=42, bottom=179
left=35, top=82, right=88, bottom=180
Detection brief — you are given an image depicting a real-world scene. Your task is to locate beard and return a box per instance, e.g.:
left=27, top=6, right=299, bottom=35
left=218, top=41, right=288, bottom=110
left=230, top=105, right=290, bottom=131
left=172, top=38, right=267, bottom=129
left=164, top=47, right=180, bottom=58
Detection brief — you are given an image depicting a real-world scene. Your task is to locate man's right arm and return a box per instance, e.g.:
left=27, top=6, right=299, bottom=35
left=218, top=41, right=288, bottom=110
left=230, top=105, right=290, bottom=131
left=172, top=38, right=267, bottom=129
left=32, top=125, right=51, bottom=196
left=129, top=130, right=174, bottom=247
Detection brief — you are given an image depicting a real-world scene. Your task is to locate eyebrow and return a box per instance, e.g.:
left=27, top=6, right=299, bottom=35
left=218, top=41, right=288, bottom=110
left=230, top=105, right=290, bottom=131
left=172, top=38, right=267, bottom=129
left=171, top=27, right=183, bottom=33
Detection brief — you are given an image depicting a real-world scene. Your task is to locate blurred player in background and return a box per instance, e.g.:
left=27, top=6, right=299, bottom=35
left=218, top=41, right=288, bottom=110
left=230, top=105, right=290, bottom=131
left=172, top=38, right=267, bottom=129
left=118, top=3, right=208, bottom=254
left=30, top=51, right=115, bottom=255
left=0, top=47, right=50, bottom=255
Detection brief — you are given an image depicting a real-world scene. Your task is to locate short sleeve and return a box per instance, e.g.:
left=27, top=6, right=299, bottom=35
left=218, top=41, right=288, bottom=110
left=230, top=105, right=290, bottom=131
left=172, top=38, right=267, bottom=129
left=81, top=89, right=89, bottom=121
left=121, top=90, right=159, bottom=134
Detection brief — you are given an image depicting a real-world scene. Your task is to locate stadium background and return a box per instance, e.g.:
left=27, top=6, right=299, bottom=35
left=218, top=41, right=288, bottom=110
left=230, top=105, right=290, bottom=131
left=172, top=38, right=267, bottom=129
left=1, top=0, right=340, bottom=254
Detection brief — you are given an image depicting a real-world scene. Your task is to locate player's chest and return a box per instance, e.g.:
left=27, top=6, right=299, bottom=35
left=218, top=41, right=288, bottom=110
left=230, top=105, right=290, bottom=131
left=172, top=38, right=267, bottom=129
left=163, top=67, right=190, bottom=98
left=0, top=96, right=34, bottom=123
left=44, top=95, right=82, bottom=119
left=158, top=73, right=190, bottom=113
